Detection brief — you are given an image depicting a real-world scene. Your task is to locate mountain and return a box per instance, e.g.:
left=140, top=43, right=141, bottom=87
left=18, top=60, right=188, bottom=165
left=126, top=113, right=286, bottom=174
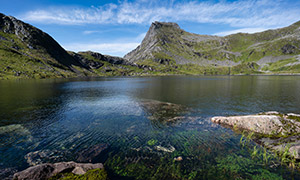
left=125, top=21, right=300, bottom=74
left=0, top=13, right=143, bottom=80
left=1, top=12, right=300, bottom=80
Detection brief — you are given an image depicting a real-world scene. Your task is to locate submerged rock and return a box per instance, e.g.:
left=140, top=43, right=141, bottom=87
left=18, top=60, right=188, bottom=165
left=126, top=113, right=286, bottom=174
left=211, top=112, right=300, bottom=159
left=0, top=124, right=33, bottom=148
left=77, top=144, right=108, bottom=163
left=13, top=161, right=103, bottom=180
left=154, top=145, right=175, bottom=153
left=25, top=150, right=67, bottom=166
left=174, top=156, right=183, bottom=161
left=138, top=99, right=192, bottom=127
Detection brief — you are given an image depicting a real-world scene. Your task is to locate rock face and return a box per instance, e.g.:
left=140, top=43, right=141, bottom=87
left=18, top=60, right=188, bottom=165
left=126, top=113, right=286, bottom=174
left=0, top=13, right=83, bottom=70
left=13, top=161, right=103, bottom=180
left=211, top=112, right=300, bottom=159
left=124, top=20, right=300, bottom=71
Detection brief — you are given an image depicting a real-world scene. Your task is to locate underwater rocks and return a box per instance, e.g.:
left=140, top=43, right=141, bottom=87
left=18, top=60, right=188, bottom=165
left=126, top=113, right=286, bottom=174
left=211, top=112, right=300, bottom=159
left=138, top=99, right=193, bottom=127
left=77, top=144, right=109, bottom=163
left=174, top=156, right=183, bottom=161
left=13, top=161, right=103, bottom=180
left=25, top=150, right=67, bottom=166
left=24, top=144, right=109, bottom=166
left=154, top=145, right=176, bottom=153
left=0, top=124, right=32, bottom=146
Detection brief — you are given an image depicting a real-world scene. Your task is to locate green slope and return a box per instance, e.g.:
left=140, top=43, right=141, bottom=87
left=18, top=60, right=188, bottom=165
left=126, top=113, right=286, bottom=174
left=0, top=13, right=147, bottom=80
left=124, top=21, right=300, bottom=74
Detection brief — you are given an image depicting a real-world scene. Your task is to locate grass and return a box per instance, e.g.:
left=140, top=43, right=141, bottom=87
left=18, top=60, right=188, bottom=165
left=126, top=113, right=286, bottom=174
left=1, top=24, right=300, bottom=80
left=261, top=58, right=299, bottom=72
left=147, top=139, right=158, bottom=146
left=49, top=168, right=108, bottom=180
left=239, top=129, right=300, bottom=171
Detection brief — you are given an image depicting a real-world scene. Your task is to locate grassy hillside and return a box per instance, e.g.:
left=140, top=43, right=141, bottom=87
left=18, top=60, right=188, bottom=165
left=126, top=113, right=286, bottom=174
left=0, top=13, right=148, bottom=80
left=125, top=21, right=300, bottom=74
left=1, top=12, right=300, bottom=80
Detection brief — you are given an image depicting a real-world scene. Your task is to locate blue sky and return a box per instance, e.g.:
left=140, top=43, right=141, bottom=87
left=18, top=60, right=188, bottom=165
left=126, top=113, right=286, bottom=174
left=1, top=0, right=300, bottom=57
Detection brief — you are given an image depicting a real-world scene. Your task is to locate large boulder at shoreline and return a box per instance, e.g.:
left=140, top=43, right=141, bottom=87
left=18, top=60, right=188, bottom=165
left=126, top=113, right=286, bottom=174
left=211, top=112, right=300, bottom=136
left=13, top=161, right=103, bottom=180
left=211, top=112, right=300, bottom=159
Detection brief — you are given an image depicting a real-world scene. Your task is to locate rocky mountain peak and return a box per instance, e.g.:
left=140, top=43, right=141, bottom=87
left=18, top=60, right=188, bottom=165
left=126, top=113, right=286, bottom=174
left=124, top=21, right=182, bottom=61
left=151, top=21, right=180, bottom=30
left=145, top=21, right=181, bottom=38
left=0, top=13, right=33, bottom=39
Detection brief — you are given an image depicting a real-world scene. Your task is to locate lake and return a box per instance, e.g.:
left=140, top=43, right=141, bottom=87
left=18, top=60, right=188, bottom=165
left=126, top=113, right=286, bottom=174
left=1, top=75, right=300, bottom=179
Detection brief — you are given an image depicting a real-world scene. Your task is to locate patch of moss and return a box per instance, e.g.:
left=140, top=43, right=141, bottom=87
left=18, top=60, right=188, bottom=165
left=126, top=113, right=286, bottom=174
left=147, top=139, right=158, bottom=146
left=49, top=168, right=108, bottom=180
left=216, top=154, right=283, bottom=180
left=261, top=58, right=299, bottom=72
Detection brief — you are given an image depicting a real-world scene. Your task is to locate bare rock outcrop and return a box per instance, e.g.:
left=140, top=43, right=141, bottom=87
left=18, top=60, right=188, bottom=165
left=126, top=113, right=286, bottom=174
left=211, top=112, right=300, bottom=159
left=13, top=161, right=103, bottom=180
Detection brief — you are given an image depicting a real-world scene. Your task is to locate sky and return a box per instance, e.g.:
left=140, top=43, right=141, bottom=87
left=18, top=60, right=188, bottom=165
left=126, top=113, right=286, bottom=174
left=1, top=0, right=300, bottom=57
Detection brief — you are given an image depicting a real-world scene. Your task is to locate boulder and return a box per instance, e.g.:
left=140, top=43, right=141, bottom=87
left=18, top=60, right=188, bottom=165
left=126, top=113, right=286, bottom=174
left=211, top=112, right=300, bottom=136
left=211, top=112, right=300, bottom=159
left=13, top=161, right=103, bottom=180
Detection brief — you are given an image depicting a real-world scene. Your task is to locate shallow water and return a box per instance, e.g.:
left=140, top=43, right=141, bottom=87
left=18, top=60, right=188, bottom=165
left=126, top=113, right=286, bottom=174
left=1, top=76, right=300, bottom=179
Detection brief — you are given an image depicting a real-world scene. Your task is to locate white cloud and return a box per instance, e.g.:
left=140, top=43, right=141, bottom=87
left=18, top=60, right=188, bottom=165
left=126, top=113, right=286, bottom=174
left=83, top=30, right=100, bottom=35
left=63, top=42, right=139, bottom=57
left=214, top=28, right=268, bottom=36
left=20, top=0, right=300, bottom=29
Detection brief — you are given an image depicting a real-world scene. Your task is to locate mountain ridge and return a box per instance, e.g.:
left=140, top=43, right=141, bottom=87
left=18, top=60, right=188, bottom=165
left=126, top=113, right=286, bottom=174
left=1, top=12, right=300, bottom=80
left=0, top=13, right=145, bottom=80
left=124, top=20, right=300, bottom=73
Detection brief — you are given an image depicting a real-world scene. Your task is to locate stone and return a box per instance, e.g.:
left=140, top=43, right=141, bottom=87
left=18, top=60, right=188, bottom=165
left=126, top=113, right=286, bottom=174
left=72, top=166, right=85, bottom=175
left=25, top=149, right=66, bottom=166
left=13, top=161, right=104, bottom=180
left=211, top=112, right=300, bottom=159
left=174, top=156, right=183, bottom=161
left=13, top=163, right=54, bottom=180
left=281, top=44, right=297, bottom=54
left=155, top=145, right=175, bottom=153
left=211, top=115, right=284, bottom=135
left=139, top=99, right=190, bottom=127
left=77, top=144, right=108, bottom=163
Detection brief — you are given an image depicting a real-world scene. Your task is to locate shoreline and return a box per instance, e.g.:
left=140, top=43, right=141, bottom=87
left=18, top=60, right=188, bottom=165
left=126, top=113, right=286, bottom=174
left=1, top=72, right=300, bottom=81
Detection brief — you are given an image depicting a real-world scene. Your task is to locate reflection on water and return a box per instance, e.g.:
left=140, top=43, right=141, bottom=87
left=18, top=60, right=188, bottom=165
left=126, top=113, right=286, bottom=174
left=1, top=76, right=300, bottom=179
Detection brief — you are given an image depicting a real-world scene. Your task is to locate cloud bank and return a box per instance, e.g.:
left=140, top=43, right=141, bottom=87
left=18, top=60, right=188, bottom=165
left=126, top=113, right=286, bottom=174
left=22, top=0, right=300, bottom=29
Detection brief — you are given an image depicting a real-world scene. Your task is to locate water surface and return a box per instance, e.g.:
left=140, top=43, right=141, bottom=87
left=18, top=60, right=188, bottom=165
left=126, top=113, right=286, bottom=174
left=1, top=76, right=300, bottom=179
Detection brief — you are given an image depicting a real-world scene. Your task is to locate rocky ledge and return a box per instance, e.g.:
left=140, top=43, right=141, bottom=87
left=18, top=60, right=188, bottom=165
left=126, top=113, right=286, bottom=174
left=13, top=161, right=104, bottom=180
left=211, top=111, right=300, bottom=159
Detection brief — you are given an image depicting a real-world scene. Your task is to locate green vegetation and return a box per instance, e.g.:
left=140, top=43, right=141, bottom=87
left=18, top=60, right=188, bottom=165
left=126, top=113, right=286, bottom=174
left=49, top=168, right=108, bottom=180
left=147, top=139, right=158, bottom=146
left=101, top=128, right=291, bottom=180
left=216, top=155, right=283, bottom=180
left=261, top=58, right=299, bottom=72
left=1, top=14, right=300, bottom=80
left=126, top=21, right=300, bottom=76
left=239, top=130, right=300, bottom=171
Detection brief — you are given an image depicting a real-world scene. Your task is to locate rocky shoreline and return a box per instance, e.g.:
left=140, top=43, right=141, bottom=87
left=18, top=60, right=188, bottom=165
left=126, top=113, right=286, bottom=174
left=211, top=111, right=300, bottom=160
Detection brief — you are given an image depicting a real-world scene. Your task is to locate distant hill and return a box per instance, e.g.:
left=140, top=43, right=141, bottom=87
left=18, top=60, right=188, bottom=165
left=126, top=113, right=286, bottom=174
left=0, top=13, right=143, bottom=80
left=125, top=21, right=300, bottom=74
